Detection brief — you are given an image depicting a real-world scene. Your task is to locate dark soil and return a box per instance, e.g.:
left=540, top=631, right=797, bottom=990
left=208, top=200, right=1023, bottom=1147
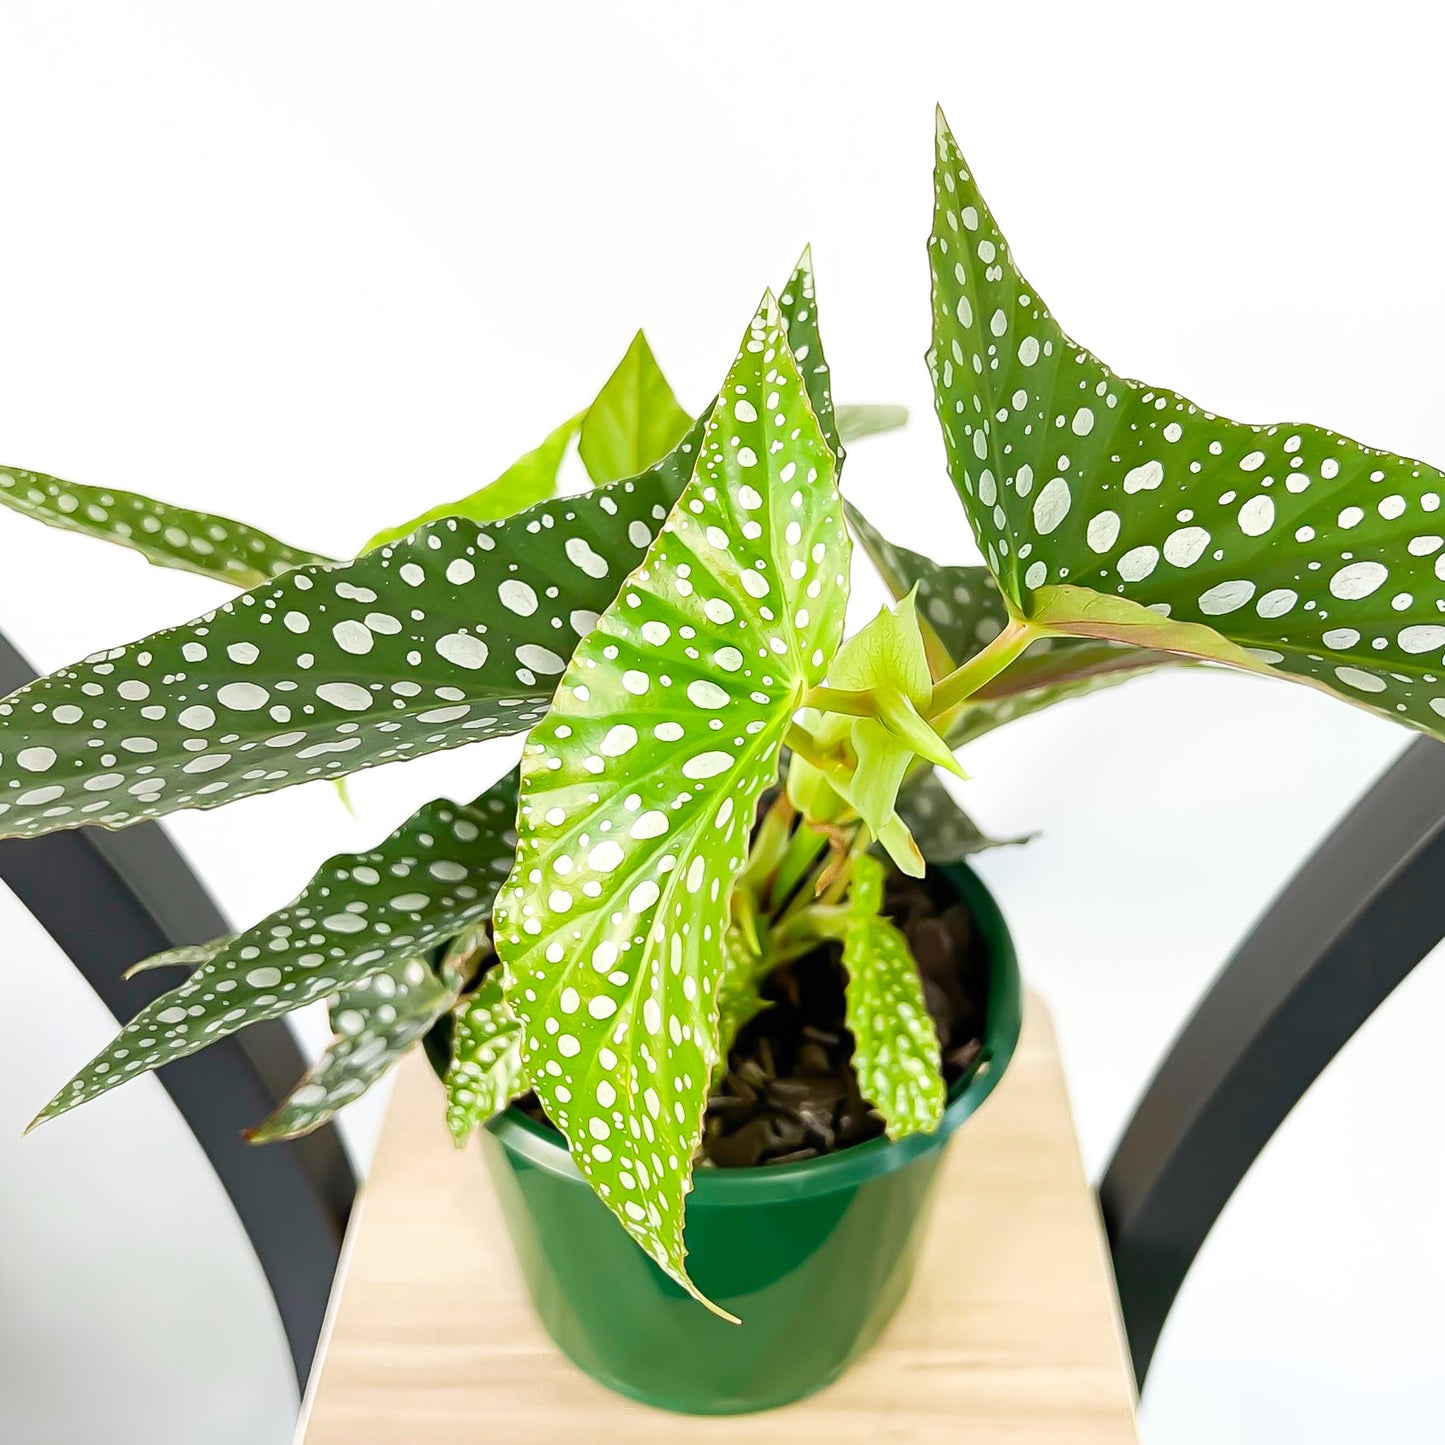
left=510, top=864, right=989, bottom=1170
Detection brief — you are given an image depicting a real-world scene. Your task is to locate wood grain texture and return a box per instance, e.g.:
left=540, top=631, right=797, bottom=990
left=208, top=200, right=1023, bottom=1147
left=298, top=995, right=1139, bottom=1443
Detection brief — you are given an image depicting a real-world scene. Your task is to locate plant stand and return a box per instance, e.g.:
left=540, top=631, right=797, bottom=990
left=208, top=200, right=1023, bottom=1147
left=298, top=995, right=1139, bottom=1443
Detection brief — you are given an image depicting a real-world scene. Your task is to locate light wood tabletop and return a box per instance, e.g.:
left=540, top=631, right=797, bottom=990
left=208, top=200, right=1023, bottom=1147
left=298, top=995, right=1139, bottom=1443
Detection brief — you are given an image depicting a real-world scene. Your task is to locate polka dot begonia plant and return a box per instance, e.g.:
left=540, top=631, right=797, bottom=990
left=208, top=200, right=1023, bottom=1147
left=8, top=113, right=1445, bottom=1316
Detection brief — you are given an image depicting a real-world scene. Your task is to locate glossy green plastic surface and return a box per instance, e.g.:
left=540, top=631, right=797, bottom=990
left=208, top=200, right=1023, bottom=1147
left=481, top=862, right=1022, bottom=1415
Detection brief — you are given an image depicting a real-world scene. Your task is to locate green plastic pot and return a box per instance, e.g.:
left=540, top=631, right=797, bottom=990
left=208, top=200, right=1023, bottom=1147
left=479, top=861, right=1022, bottom=1415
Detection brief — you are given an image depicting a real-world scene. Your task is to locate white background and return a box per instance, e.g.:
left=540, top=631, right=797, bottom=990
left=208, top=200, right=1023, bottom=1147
left=0, top=3, right=1442, bottom=1441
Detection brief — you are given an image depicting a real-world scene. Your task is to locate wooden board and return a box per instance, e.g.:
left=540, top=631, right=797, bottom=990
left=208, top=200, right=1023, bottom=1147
left=299, top=995, right=1139, bottom=1443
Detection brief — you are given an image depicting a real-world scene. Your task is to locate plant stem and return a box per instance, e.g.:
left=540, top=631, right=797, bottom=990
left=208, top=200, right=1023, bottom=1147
left=801, top=685, right=878, bottom=718
left=768, top=820, right=830, bottom=912
left=783, top=721, right=834, bottom=773
left=927, top=617, right=1036, bottom=717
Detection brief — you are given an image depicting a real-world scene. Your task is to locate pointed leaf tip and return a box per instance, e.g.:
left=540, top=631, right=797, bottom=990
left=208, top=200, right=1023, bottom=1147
left=577, top=331, right=691, bottom=487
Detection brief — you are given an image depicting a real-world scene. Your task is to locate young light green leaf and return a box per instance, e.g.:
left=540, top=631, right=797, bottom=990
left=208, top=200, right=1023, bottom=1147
left=577, top=331, right=693, bottom=486
left=494, top=294, right=850, bottom=1311
left=846, top=500, right=1010, bottom=665
left=931, top=109, right=1445, bottom=739
left=896, top=768, right=1033, bottom=862
left=444, top=968, right=526, bottom=1145
left=362, top=412, right=585, bottom=553
left=248, top=954, right=460, bottom=1142
left=848, top=500, right=1177, bottom=741
left=0, top=463, right=700, bottom=840
left=789, top=592, right=958, bottom=875
left=836, top=405, right=908, bottom=444
left=31, top=776, right=519, bottom=1127
left=842, top=852, right=945, bottom=1139
left=0, top=464, right=332, bottom=586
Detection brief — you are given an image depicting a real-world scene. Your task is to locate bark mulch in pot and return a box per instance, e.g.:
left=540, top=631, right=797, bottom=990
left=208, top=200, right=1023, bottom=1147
left=511, top=865, right=989, bottom=1169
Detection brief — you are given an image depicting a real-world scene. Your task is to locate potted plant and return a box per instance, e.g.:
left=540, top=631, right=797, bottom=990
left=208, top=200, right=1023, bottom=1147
left=8, top=110, right=1441, bottom=1415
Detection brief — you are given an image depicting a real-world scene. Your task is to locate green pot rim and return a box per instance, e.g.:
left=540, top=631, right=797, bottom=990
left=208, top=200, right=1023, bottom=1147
left=485, top=859, right=1022, bottom=1205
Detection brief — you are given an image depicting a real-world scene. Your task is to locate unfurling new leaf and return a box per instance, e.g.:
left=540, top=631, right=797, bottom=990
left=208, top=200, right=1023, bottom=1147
left=789, top=590, right=962, bottom=876
left=846, top=501, right=1176, bottom=746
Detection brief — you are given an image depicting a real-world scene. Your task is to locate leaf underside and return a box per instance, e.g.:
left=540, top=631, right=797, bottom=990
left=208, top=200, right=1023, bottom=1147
left=494, top=294, right=850, bottom=1309
left=34, top=773, right=519, bottom=1126
left=0, top=464, right=332, bottom=586
left=931, top=110, right=1445, bottom=740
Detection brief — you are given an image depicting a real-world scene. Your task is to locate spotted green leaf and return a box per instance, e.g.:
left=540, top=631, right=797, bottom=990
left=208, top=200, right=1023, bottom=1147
left=249, top=954, right=461, bottom=1142
left=494, top=294, right=850, bottom=1310
left=0, top=467, right=699, bottom=839
left=836, top=405, right=908, bottom=444
left=895, top=768, right=1032, bottom=863
left=0, top=257, right=841, bottom=843
left=578, top=331, right=693, bottom=486
left=842, top=852, right=944, bottom=1139
left=444, top=967, right=526, bottom=1145
left=931, top=110, right=1445, bottom=738
left=0, top=464, right=332, bottom=586
left=31, top=776, right=518, bottom=1126
left=363, top=412, right=585, bottom=553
